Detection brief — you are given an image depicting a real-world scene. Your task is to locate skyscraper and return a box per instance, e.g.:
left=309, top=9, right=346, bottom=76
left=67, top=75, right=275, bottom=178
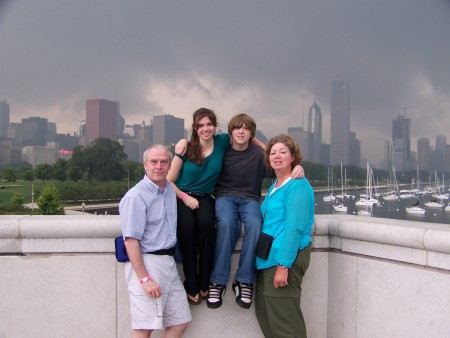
left=21, top=117, right=48, bottom=146
left=288, top=127, right=312, bottom=161
left=0, top=100, right=10, bottom=138
left=360, top=137, right=390, bottom=170
left=434, top=135, right=447, bottom=172
left=152, top=114, right=184, bottom=146
left=417, top=138, right=430, bottom=171
left=85, top=99, right=121, bottom=140
left=330, top=80, right=350, bottom=165
left=392, top=115, right=411, bottom=172
left=307, top=101, right=322, bottom=163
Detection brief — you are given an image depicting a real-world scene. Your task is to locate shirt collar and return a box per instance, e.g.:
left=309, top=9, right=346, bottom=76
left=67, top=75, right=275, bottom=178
left=143, top=174, right=167, bottom=194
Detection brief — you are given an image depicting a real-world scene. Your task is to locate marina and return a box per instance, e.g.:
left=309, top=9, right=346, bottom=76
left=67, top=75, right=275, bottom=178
left=315, top=188, right=450, bottom=225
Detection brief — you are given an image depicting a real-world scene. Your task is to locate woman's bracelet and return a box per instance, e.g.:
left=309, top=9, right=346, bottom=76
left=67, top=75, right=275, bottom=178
left=180, top=192, right=187, bottom=200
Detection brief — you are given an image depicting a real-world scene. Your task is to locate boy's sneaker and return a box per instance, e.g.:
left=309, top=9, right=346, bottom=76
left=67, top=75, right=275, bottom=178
left=232, top=281, right=254, bottom=309
left=207, top=282, right=226, bottom=309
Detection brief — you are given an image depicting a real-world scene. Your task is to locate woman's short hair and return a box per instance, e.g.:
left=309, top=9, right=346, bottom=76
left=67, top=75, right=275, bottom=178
left=264, top=134, right=303, bottom=170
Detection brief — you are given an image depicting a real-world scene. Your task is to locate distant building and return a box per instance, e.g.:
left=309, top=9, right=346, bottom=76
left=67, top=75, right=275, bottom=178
left=55, top=133, right=80, bottom=151
left=77, top=120, right=86, bottom=137
left=47, top=122, right=57, bottom=142
left=349, top=131, right=360, bottom=167
left=7, top=122, right=21, bottom=141
left=21, top=117, right=48, bottom=146
left=119, top=139, right=141, bottom=162
left=22, top=144, right=58, bottom=167
left=330, top=80, right=351, bottom=165
left=0, top=100, right=10, bottom=138
left=0, top=140, right=11, bottom=165
left=58, top=149, right=73, bottom=161
left=417, top=138, right=430, bottom=172
left=85, top=99, right=121, bottom=140
left=319, top=143, right=330, bottom=166
left=255, top=130, right=268, bottom=144
left=360, top=137, right=390, bottom=170
left=307, top=101, right=322, bottom=163
left=392, top=115, right=411, bottom=172
left=446, top=145, right=450, bottom=173
left=151, top=114, right=184, bottom=146
left=434, top=135, right=447, bottom=172
left=288, top=127, right=312, bottom=161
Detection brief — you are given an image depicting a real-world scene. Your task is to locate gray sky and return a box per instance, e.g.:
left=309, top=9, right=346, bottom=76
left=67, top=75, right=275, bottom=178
left=1, top=0, right=449, bottom=150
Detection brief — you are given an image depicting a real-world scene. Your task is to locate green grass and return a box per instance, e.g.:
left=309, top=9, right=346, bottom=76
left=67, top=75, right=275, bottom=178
left=0, top=180, right=60, bottom=204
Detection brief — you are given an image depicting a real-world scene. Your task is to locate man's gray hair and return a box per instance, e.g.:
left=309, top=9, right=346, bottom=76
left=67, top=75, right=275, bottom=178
left=143, top=144, right=173, bottom=163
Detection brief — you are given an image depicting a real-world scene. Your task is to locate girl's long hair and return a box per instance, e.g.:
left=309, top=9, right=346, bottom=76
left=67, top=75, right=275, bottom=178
left=186, top=108, right=217, bottom=165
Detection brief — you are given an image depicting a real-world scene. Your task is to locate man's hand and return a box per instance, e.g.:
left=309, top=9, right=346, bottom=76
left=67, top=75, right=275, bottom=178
left=291, top=165, right=305, bottom=179
left=141, top=278, right=162, bottom=298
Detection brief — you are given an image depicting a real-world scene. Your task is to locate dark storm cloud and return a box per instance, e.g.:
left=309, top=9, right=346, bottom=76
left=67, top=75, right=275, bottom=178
left=0, top=0, right=449, bottom=148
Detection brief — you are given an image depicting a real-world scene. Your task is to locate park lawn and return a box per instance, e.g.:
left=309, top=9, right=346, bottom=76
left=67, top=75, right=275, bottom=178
left=0, top=180, right=60, bottom=204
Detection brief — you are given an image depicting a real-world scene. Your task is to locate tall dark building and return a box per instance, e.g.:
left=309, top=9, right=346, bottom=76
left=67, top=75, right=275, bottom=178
left=417, top=138, right=430, bottom=171
left=21, top=117, right=48, bottom=146
left=0, top=100, right=10, bottom=138
left=86, top=99, right=121, bottom=140
left=307, top=101, right=322, bottom=163
left=152, top=114, right=184, bottom=146
left=330, top=80, right=351, bottom=165
left=392, top=115, right=411, bottom=172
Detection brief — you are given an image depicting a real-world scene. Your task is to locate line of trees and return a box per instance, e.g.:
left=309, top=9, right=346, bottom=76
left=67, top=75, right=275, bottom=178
left=0, top=138, right=145, bottom=186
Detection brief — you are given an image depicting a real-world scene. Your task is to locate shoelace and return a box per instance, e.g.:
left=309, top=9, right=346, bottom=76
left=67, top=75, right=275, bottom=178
left=239, top=284, right=253, bottom=301
left=209, top=285, right=225, bottom=300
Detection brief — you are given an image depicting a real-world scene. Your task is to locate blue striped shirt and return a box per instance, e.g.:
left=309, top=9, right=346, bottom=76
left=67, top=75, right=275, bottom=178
left=119, top=175, right=177, bottom=253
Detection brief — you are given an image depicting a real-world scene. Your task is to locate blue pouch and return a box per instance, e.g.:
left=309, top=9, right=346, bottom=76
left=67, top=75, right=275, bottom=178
left=114, top=236, right=129, bottom=262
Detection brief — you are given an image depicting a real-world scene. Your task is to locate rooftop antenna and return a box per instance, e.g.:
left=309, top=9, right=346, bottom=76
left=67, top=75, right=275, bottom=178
left=398, top=105, right=416, bottom=117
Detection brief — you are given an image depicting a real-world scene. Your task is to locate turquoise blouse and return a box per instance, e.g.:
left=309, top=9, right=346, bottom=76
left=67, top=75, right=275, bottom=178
left=256, top=177, right=315, bottom=270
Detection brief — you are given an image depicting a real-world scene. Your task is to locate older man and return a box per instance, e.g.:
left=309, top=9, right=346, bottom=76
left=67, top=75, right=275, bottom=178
left=120, top=145, right=191, bottom=338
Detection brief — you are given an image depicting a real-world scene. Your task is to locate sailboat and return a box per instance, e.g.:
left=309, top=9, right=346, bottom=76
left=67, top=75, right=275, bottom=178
left=383, top=167, right=399, bottom=201
left=432, top=173, right=449, bottom=200
left=445, top=202, right=450, bottom=212
left=406, top=200, right=425, bottom=215
left=425, top=171, right=444, bottom=208
left=323, top=167, right=336, bottom=202
left=355, top=162, right=379, bottom=207
left=405, top=165, right=425, bottom=215
left=335, top=163, right=345, bottom=200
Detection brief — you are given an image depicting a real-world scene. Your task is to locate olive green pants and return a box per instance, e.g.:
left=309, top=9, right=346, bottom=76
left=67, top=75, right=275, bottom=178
left=255, top=244, right=312, bottom=338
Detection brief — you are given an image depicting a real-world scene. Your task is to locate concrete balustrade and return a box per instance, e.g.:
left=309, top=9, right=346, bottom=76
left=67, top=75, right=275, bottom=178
left=1, top=214, right=450, bottom=338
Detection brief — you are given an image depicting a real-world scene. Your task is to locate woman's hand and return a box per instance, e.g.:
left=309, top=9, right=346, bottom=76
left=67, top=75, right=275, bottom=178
left=175, top=139, right=188, bottom=156
left=182, top=194, right=199, bottom=210
left=273, top=265, right=289, bottom=288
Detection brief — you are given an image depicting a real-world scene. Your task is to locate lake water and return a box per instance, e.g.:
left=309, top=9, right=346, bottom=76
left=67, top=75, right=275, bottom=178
left=315, top=189, right=450, bottom=225
left=86, top=189, right=450, bottom=226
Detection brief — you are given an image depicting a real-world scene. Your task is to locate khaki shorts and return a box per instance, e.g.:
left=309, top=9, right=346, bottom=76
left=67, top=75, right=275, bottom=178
left=125, top=254, right=191, bottom=330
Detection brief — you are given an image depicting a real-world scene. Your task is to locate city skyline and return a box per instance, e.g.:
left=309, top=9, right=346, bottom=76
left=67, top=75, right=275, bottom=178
left=0, top=1, right=449, bottom=151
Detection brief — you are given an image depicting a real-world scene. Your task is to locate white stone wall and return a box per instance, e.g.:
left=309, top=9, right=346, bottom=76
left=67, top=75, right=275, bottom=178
left=0, top=215, right=450, bottom=338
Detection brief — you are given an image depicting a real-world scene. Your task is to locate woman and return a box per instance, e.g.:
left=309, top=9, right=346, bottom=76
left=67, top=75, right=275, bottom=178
left=255, top=134, right=314, bottom=338
left=167, top=107, right=231, bottom=305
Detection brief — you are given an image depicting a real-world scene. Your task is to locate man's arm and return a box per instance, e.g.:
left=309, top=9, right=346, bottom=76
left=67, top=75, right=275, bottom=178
left=252, top=137, right=266, bottom=151
left=125, top=237, right=162, bottom=298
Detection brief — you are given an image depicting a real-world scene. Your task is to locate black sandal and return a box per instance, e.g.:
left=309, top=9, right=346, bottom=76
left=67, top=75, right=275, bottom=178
left=187, top=293, right=201, bottom=305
